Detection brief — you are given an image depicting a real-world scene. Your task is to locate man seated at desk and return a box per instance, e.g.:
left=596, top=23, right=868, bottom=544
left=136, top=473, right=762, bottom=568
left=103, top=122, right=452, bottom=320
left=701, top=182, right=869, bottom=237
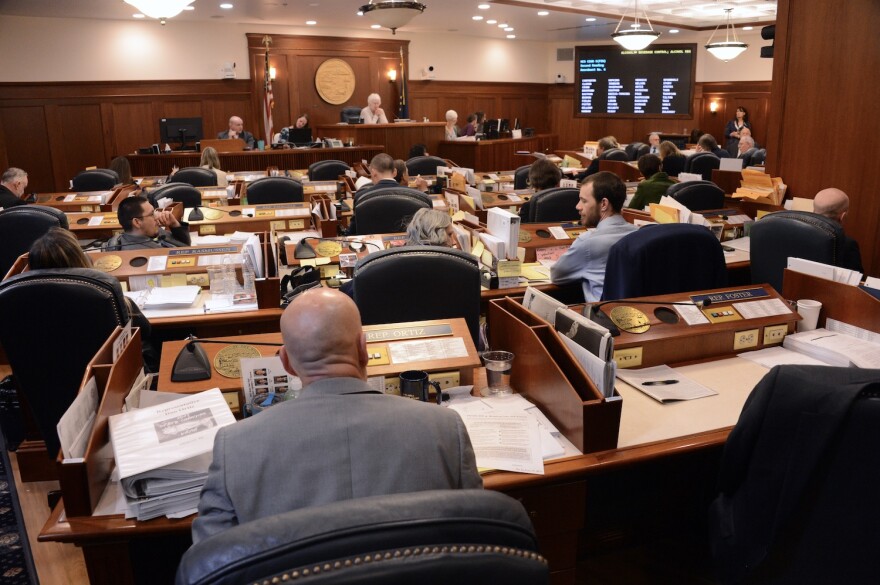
left=354, top=153, right=399, bottom=198
left=550, top=172, right=638, bottom=302
left=217, top=115, right=256, bottom=150
left=0, top=167, right=27, bottom=209
left=695, top=133, right=730, bottom=158
left=192, top=288, right=481, bottom=542
left=812, top=187, right=864, bottom=273
left=103, top=195, right=192, bottom=250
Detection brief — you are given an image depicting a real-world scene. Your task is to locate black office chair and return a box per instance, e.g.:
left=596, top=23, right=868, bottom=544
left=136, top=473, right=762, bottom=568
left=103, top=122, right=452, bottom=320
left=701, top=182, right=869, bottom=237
left=308, top=160, right=351, bottom=182
left=523, top=187, right=579, bottom=223
left=176, top=489, right=547, bottom=585
left=666, top=180, right=725, bottom=211
left=340, top=106, right=362, bottom=124
left=169, top=167, right=218, bottom=187
left=751, top=148, right=767, bottom=165
left=353, top=246, right=480, bottom=345
left=148, top=182, right=202, bottom=210
left=351, top=187, right=431, bottom=235
left=0, top=268, right=129, bottom=458
left=405, top=156, right=447, bottom=177
left=602, top=148, right=629, bottom=162
left=738, top=148, right=759, bottom=167
left=660, top=154, right=687, bottom=177
left=602, top=223, right=727, bottom=300
left=750, top=211, right=844, bottom=293
left=626, top=142, right=649, bottom=161
left=245, top=176, right=303, bottom=204
left=513, top=165, right=531, bottom=190
left=71, top=168, right=119, bottom=191
left=709, top=365, right=880, bottom=585
left=686, top=152, right=721, bottom=180
left=0, top=205, right=68, bottom=279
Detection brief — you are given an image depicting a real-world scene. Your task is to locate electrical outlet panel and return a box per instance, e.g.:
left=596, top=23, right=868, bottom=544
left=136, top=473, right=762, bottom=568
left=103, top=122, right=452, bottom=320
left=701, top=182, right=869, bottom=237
left=734, top=329, right=760, bottom=350
left=763, top=324, right=788, bottom=345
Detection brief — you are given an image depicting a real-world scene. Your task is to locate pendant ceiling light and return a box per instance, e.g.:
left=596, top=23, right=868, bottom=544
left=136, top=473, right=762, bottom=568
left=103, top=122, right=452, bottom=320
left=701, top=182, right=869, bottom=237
left=125, top=0, right=195, bottom=23
left=359, top=1, right=427, bottom=35
left=611, top=0, right=660, bottom=51
left=706, top=8, right=749, bottom=61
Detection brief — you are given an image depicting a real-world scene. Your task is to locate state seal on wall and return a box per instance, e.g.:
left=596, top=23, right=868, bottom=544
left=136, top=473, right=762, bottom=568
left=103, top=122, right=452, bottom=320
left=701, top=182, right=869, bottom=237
left=315, top=58, right=356, bottom=105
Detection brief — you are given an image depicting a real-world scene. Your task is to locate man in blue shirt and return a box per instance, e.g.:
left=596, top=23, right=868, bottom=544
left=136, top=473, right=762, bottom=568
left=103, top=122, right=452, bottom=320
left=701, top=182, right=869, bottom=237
left=550, top=172, right=638, bottom=302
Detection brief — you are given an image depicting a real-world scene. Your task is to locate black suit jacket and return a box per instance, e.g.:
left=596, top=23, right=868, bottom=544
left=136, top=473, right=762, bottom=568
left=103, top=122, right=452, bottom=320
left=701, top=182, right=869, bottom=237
left=216, top=130, right=256, bottom=150
left=709, top=365, right=879, bottom=584
left=840, top=232, right=864, bottom=273
left=0, top=185, right=25, bottom=209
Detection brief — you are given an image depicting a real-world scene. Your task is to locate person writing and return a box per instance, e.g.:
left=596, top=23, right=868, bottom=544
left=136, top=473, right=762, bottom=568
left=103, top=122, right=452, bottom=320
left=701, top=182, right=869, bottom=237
left=725, top=106, right=751, bottom=156
left=550, top=172, right=638, bottom=302
left=103, top=195, right=191, bottom=250
left=217, top=115, right=256, bottom=150
left=192, top=288, right=481, bottom=542
left=0, top=167, right=28, bottom=209
left=360, top=93, right=388, bottom=124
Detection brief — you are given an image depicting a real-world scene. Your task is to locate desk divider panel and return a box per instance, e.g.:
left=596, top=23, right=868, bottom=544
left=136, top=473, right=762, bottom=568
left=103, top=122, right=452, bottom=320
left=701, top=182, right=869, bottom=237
left=782, top=269, right=880, bottom=333
left=488, top=297, right=621, bottom=454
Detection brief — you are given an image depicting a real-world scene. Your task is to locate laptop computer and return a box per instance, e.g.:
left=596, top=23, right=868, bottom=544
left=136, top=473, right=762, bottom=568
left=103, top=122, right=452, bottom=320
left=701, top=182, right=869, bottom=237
left=287, top=127, right=313, bottom=146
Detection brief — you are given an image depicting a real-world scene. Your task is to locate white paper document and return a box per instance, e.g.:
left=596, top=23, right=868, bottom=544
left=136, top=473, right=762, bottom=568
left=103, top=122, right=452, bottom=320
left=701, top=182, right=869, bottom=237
left=522, top=286, right=566, bottom=325
left=616, top=365, right=718, bottom=403
left=387, top=337, right=468, bottom=364
left=57, top=376, right=99, bottom=460
left=732, top=298, right=792, bottom=319
left=674, top=301, right=710, bottom=325
left=737, top=346, right=833, bottom=368
left=456, top=411, right=544, bottom=475
left=783, top=328, right=880, bottom=368
left=142, top=285, right=201, bottom=308
left=146, top=255, right=168, bottom=272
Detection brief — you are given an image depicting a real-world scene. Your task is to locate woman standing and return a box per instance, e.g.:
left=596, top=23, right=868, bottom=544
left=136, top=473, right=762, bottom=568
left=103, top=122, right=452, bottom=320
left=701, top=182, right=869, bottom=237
left=725, top=106, right=751, bottom=156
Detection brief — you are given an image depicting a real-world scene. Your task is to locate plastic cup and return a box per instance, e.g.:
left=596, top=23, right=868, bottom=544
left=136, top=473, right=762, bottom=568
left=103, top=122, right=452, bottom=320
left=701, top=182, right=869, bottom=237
left=796, top=299, right=822, bottom=332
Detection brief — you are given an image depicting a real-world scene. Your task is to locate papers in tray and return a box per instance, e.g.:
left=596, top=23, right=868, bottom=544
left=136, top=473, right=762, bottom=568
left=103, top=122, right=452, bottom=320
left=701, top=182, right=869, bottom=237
left=782, top=328, right=880, bottom=368
left=142, top=285, right=201, bottom=309
left=616, top=365, right=718, bottom=403
left=787, top=257, right=862, bottom=286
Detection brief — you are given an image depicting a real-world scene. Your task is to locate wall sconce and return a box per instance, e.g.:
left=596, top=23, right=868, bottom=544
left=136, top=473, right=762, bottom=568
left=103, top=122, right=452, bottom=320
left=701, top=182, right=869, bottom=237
left=387, top=69, right=397, bottom=82
left=269, top=67, right=277, bottom=80
left=710, top=101, right=719, bottom=114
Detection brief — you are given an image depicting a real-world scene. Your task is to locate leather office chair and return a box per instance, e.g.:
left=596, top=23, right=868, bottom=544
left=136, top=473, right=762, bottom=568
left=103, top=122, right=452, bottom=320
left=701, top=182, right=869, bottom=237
left=751, top=148, right=767, bottom=165
left=169, top=167, right=218, bottom=187
left=709, top=365, right=880, bottom=585
left=353, top=246, right=480, bottom=345
left=738, top=147, right=759, bottom=167
left=513, top=165, right=531, bottom=190
left=308, top=159, right=351, bottom=182
left=340, top=106, right=362, bottom=124
left=405, top=156, right=447, bottom=177
left=245, top=176, right=303, bottom=204
left=523, top=187, right=579, bottom=223
left=0, top=205, right=68, bottom=279
left=71, top=168, right=119, bottom=191
left=0, top=268, right=129, bottom=457
left=626, top=142, right=649, bottom=161
left=175, top=489, right=548, bottom=585
left=602, top=148, right=629, bottom=162
left=602, top=223, right=727, bottom=300
left=148, top=182, right=201, bottom=210
left=666, top=180, right=725, bottom=211
left=686, top=152, right=721, bottom=180
left=660, top=154, right=686, bottom=177
left=749, top=211, right=844, bottom=293
left=351, top=187, right=431, bottom=235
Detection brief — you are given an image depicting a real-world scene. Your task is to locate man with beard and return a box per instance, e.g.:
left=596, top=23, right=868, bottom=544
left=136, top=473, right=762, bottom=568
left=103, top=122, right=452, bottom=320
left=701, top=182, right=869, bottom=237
left=550, top=171, right=637, bottom=302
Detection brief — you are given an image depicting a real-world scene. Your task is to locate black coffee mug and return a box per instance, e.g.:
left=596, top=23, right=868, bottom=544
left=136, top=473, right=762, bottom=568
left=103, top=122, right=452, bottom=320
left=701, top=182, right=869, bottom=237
left=399, top=370, right=442, bottom=403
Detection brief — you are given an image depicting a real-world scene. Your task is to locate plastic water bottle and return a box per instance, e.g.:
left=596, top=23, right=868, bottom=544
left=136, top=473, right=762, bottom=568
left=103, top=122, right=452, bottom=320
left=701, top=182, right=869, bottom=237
left=241, top=254, right=256, bottom=299
left=221, top=254, right=236, bottom=295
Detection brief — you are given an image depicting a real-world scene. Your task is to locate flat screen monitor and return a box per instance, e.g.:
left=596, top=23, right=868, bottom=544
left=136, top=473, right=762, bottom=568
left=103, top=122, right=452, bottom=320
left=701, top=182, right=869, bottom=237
left=286, top=127, right=313, bottom=145
left=159, top=117, right=203, bottom=151
left=483, top=119, right=509, bottom=139
left=574, top=44, right=696, bottom=117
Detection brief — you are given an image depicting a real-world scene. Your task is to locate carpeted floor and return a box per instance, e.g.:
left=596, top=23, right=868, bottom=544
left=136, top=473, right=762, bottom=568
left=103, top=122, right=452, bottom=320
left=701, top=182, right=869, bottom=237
left=0, top=431, right=37, bottom=585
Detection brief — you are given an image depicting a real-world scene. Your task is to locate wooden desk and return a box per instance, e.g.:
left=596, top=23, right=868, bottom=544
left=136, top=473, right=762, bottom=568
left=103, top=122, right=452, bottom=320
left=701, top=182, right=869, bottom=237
left=30, top=186, right=133, bottom=212
left=598, top=159, right=642, bottom=182
left=183, top=202, right=311, bottom=236
left=437, top=134, right=559, bottom=171
left=67, top=202, right=183, bottom=240
left=125, top=146, right=385, bottom=177
left=315, top=122, right=445, bottom=161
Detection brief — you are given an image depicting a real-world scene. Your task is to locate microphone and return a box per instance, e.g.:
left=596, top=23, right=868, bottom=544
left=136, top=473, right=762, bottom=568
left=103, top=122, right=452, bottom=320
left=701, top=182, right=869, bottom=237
left=586, top=298, right=713, bottom=336
left=172, top=335, right=283, bottom=382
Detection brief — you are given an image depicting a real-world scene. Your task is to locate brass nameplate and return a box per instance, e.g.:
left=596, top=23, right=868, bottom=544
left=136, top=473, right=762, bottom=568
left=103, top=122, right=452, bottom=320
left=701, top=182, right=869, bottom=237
left=365, top=324, right=453, bottom=343
left=214, top=344, right=262, bottom=379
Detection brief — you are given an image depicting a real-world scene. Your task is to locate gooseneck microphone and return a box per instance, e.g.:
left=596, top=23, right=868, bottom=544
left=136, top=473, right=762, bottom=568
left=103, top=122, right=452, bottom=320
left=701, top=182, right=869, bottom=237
left=172, top=335, right=283, bottom=382
left=187, top=206, right=254, bottom=222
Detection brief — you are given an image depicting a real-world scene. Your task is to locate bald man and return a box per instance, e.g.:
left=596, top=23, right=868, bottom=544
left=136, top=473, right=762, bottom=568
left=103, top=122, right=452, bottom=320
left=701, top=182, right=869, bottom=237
left=192, top=289, right=481, bottom=543
left=813, top=187, right=864, bottom=273
left=217, top=115, right=256, bottom=150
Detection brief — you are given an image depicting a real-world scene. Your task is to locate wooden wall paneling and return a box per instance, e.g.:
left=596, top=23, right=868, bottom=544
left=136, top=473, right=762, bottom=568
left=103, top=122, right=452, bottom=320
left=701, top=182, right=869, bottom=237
left=109, top=102, right=154, bottom=159
left=0, top=106, right=54, bottom=193
left=767, top=0, right=880, bottom=276
left=56, top=104, right=106, bottom=186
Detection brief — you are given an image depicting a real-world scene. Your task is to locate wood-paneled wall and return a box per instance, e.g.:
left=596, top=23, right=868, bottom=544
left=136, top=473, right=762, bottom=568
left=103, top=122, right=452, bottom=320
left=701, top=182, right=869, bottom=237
left=766, top=0, right=880, bottom=276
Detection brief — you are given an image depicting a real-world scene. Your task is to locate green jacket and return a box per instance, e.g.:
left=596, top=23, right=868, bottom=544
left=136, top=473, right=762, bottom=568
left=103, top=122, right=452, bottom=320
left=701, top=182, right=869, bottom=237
left=628, top=172, right=675, bottom=210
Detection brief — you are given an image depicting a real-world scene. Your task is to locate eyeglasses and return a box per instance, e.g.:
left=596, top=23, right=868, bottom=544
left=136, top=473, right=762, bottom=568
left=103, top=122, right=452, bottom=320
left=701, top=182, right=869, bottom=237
left=134, top=209, right=158, bottom=221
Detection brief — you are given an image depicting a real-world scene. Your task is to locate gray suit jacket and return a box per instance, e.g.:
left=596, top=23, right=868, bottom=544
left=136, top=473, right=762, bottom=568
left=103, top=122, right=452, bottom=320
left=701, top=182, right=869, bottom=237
left=193, top=377, right=482, bottom=543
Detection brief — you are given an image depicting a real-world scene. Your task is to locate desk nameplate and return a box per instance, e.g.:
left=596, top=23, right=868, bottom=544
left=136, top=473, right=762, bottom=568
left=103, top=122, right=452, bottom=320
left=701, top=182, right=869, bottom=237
left=364, top=324, right=453, bottom=342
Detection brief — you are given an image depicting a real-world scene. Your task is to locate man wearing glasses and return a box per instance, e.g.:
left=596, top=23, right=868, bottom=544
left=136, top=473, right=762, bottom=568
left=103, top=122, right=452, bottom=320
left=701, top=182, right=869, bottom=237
left=104, top=195, right=191, bottom=250
left=0, top=167, right=28, bottom=209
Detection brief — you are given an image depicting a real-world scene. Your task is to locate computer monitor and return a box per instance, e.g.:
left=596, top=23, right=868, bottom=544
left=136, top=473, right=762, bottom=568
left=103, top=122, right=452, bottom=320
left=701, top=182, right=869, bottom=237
left=159, top=117, right=203, bottom=151
left=286, top=127, right=312, bottom=146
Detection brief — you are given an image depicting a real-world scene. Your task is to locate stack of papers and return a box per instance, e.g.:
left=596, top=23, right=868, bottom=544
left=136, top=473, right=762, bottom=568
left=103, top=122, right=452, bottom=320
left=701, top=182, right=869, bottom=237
left=732, top=169, right=786, bottom=205
left=617, top=365, right=718, bottom=403
left=782, top=328, right=880, bottom=368
left=787, top=257, right=862, bottom=286
left=109, top=389, right=235, bottom=520
left=135, top=285, right=201, bottom=309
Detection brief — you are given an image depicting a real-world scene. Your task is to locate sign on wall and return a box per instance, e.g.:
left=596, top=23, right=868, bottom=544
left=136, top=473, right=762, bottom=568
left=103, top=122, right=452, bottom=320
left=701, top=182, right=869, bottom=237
left=315, top=58, right=356, bottom=105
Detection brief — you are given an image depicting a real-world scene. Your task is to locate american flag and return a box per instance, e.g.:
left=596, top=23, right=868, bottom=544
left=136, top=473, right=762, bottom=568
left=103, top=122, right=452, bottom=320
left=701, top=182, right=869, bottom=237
left=262, top=41, right=274, bottom=147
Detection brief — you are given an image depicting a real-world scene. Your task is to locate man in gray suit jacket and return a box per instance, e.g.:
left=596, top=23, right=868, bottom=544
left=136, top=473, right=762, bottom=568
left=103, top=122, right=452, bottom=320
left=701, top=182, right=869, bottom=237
left=193, top=288, right=482, bottom=543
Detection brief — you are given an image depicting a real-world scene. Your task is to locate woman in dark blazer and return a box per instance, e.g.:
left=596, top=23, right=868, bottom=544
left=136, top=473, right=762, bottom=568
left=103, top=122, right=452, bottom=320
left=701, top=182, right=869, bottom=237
left=725, top=106, right=752, bottom=156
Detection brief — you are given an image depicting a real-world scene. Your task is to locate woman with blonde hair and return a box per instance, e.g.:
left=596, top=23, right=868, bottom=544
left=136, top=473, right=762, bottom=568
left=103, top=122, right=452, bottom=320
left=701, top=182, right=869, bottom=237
left=200, top=147, right=228, bottom=187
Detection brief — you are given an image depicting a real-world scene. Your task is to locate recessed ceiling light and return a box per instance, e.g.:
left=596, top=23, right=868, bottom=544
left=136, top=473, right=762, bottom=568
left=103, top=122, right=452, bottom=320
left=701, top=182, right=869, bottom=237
left=472, top=15, right=483, bottom=21
left=506, top=34, right=516, bottom=39
left=486, top=19, right=497, bottom=24
left=504, top=27, right=514, bottom=32
left=669, top=29, right=679, bottom=33
left=538, top=11, right=549, bottom=16
left=371, top=24, right=381, bottom=29
left=220, top=3, right=233, bottom=9
left=743, top=26, right=754, bottom=31
left=306, top=20, right=317, bottom=25
left=133, top=13, right=145, bottom=18
left=478, top=3, right=490, bottom=9
left=585, top=17, right=596, bottom=22
left=498, top=23, right=508, bottom=28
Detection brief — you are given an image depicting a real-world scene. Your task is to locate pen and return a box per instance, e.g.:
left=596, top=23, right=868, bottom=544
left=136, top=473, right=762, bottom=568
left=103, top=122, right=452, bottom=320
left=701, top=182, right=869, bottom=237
left=642, top=380, right=679, bottom=386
